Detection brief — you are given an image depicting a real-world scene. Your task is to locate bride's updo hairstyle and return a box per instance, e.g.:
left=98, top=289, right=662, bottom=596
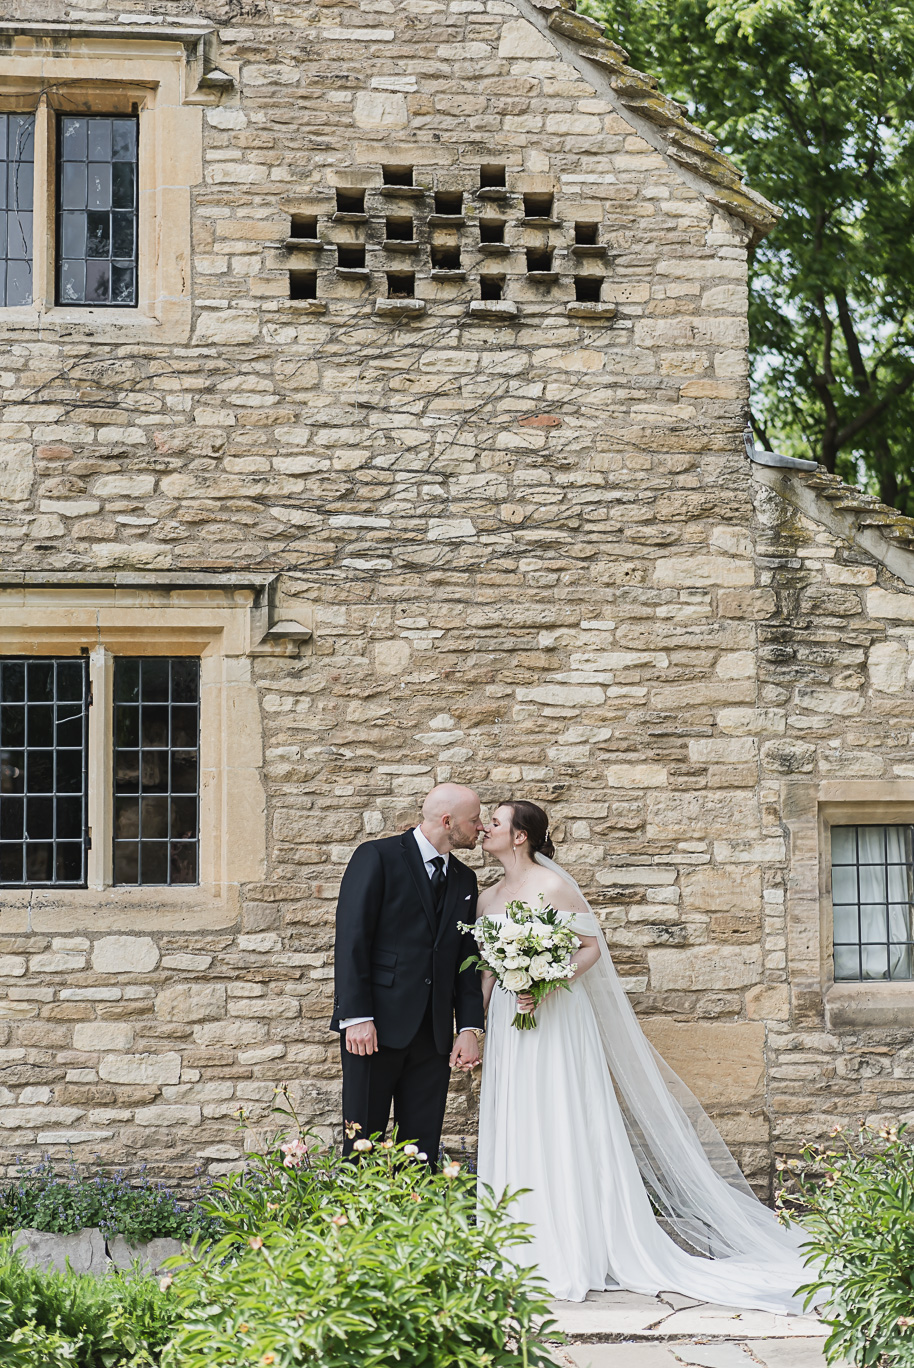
left=502, top=800, right=555, bottom=860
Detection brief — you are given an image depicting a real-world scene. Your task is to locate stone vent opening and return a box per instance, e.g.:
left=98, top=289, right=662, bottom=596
left=575, top=221, right=599, bottom=245
left=386, top=217, right=414, bottom=241
left=382, top=165, right=413, bottom=187
left=289, top=269, right=317, bottom=299
left=480, top=165, right=506, bottom=189
left=290, top=214, right=318, bottom=240
left=523, top=192, right=554, bottom=220
left=479, top=220, right=505, bottom=244
left=527, top=246, right=553, bottom=273
left=434, top=190, right=463, bottom=216
left=336, top=244, right=366, bottom=270
left=386, top=272, right=415, bottom=298
left=480, top=275, right=504, bottom=300
left=336, top=188, right=365, bottom=214
left=574, top=276, right=602, bottom=302
left=431, top=244, right=462, bottom=271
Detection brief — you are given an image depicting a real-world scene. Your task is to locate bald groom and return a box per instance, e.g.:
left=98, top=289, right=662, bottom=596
left=331, top=785, right=486, bottom=1164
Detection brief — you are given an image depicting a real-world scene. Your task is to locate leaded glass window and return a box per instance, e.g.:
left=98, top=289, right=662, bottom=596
left=1, top=114, right=35, bottom=307
left=0, top=658, right=89, bottom=886
left=113, top=658, right=200, bottom=885
left=832, top=824, right=914, bottom=981
left=57, top=115, right=138, bottom=307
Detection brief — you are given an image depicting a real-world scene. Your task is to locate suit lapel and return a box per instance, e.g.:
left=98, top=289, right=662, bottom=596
left=401, top=830, right=437, bottom=937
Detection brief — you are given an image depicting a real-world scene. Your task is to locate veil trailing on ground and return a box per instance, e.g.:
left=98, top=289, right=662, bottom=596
left=534, top=853, right=808, bottom=1270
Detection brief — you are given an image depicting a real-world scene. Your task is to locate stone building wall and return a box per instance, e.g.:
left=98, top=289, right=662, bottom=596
left=0, top=0, right=910, bottom=1193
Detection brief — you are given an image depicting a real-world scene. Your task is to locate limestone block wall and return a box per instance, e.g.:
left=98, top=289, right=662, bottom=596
left=0, top=0, right=906, bottom=1192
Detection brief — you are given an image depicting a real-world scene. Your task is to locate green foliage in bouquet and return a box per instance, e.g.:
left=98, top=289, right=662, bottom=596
left=460, top=898, right=579, bottom=1030
left=163, top=1093, right=560, bottom=1368
left=0, top=1237, right=179, bottom=1367
left=778, top=1121, right=914, bottom=1366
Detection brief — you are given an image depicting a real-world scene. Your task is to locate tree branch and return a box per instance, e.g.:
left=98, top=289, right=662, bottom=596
left=835, top=368, right=914, bottom=450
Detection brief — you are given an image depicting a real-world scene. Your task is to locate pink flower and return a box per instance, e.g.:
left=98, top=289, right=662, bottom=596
left=281, top=1137, right=307, bottom=1168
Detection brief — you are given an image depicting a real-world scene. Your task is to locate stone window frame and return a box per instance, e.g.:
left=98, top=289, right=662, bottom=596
left=788, top=781, right=914, bottom=1028
left=0, top=20, right=218, bottom=343
left=0, top=574, right=308, bottom=936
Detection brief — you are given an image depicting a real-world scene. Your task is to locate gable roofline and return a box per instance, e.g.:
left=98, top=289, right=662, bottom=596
left=511, top=0, right=781, bottom=244
left=753, top=463, right=914, bottom=589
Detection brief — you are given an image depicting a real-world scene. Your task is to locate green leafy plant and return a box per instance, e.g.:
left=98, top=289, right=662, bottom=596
left=0, top=1156, right=221, bottom=1243
left=0, top=1236, right=179, bottom=1367
left=163, top=1098, right=560, bottom=1368
left=779, top=1121, right=914, bottom=1366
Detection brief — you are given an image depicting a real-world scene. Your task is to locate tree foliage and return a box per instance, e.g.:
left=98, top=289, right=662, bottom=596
left=583, top=0, right=914, bottom=511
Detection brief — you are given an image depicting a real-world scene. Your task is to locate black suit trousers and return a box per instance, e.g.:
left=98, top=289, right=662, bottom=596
left=340, top=1002, right=450, bottom=1169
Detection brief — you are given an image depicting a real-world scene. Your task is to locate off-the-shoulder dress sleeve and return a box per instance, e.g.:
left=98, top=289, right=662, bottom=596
left=567, top=907, right=598, bottom=937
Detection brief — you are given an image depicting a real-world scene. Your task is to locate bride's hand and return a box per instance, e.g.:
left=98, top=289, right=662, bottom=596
left=516, top=992, right=536, bottom=1012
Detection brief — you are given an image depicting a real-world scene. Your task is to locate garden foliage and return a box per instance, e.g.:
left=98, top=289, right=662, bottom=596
left=0, top=1156, right=219, bottom=1243
left=779, top=1122, right=914, bottom=1367
left=162, top=1110, right=559, bottom=1368
left=0, top=1238, right=179, bottom=1367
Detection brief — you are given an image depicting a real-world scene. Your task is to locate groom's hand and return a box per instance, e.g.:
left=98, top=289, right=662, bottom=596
left=345, top=1021, right=378, bottom=1056
left=450, top=1030, right=480, bottom=1072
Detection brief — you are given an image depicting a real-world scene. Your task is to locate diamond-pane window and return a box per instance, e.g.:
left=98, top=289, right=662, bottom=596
left=113, top=658, right=200, bottom=885
left=0, top=114, right=35, bottom=307
left=0, top=658, right=89, bottom=886
left=57, top=115, right=138, bottom=307
left=832, top=824, right=914, bottom=981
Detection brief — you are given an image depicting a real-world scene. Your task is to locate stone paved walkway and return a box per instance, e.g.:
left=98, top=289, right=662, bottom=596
left=547, top=1291, right=829, bottom=1368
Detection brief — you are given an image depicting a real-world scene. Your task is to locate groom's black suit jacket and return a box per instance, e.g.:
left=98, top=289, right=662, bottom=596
left=331, top=830, right=485, bottom=1054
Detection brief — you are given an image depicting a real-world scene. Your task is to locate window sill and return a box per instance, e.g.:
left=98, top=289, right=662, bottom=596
left=0, top=883, right=239, bottom=933
left=825, top=981, right=914, bottom=1029
left=0, top=303, right=191, bottom=343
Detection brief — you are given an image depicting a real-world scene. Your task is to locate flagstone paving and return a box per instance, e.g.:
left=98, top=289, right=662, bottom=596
left=546, top=1292, right=831, bottom=1368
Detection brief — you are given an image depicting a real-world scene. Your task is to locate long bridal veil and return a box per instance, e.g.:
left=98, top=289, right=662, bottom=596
left=534, top=853, right=810, bottom=1287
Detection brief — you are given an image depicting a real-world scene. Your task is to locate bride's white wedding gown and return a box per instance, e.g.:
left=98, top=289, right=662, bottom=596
left=476, top=884, right=811, bottom=1313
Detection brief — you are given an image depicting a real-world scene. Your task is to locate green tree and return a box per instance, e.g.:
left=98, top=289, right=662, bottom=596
left=583, top=0, right=914, bottom=511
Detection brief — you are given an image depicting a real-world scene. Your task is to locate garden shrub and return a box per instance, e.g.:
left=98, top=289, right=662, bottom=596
left=0, top=1237, right=179, bottom=1366
left=163, top=1115, right=560, bottom=1368
left=780, top=1122, right=914, bottom=1367
left=0, top=1156, right=221, bottom=1243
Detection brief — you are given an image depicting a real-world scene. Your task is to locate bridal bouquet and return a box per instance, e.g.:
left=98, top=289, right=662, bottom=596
left=459, top=899, right=579, bottom=1031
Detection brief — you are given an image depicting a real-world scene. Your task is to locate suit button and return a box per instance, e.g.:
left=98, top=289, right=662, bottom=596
left=424, top=978, right=432, bottom=985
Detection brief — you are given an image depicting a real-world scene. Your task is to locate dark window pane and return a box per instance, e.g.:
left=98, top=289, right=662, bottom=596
left=88, top=119, right=112, bottom=161
left=61, top=162, right=87, bottom=210
left=56, top=749, right=82, bottom=794
left=86, top=211, right=110, bottom=258
left=62, top=117, right=87, bottom=159
left=114, top=658, right=199, bottom=887
left=111, top=161, right=135, bottom=209
left=114, top=842, right=139, bottom=884
left=55, top=662, right=83, bottom=701
left=1, top=706, right=24, bottom=747
left=115, top=659, right=139, bottom=702
left=26, top=795, right=53, bottom=839
left=61, top=212, right=87, bottom=259
left=116, top=704, right=139, bottom=748
left=111, top=263, right=135, bottom=305
left=170, top=843, right=197, bottom=884
left=56, top=797, right=83, bottom=840
left=2, top=663, right=24, bottom=701
left=142, top=705, right=169, bottom=747
left=85, top=260, right=110, bottom=303
left=25, top=843, right=53, bottom=882
left=27, top=705, right=53, bottom=747
left=2, top=752, right=24, bottom=793
left=112, top=120, right=137, bottom=160
left=141, top=659, right=169, bottom=702
left=56, top=843, right=83, bottom=882
left=0, top=845, right=22, bottom=882
left=27, top=661, right=53, bottom=700
left=55, top=709, right=83, bottom=747
left=111, top=213, right=134, bottom=258
left=28, top=751, right=53, bottom=791
left=140, top=842, right=168, bottom=884
left=0, top=797, right=23, bottom=840
left=59, top=260, right=86, bottom=303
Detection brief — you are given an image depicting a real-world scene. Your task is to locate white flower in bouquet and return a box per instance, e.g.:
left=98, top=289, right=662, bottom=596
left=459, top=894, right=582, bottom=1031
left=499, top=921, right=524, bottom=941
left=503, top=968, right=532, bottom=991
left=529, top=953, right=552, bottom=979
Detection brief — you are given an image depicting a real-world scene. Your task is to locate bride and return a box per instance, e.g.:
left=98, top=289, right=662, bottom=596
left=475, top=799, right=810, bottom=1313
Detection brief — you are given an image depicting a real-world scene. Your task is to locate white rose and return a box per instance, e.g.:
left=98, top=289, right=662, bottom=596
left=529, top=954, right=552, bottom=979
left=502, top=968, right=532, bottom=992
left=530, top=920, right=550, bottom=937
left=499, top=922, right=524, bottom=941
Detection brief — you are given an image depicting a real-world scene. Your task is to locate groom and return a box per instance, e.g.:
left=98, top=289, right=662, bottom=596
left=332, top=784, right=486, bottom=1164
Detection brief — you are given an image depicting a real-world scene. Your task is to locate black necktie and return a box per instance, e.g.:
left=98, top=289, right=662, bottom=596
left=430, top=856, right=447, bottom=915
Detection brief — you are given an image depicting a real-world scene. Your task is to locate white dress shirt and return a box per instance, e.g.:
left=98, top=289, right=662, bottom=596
left=340, top=827, right=477, bottom=1034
